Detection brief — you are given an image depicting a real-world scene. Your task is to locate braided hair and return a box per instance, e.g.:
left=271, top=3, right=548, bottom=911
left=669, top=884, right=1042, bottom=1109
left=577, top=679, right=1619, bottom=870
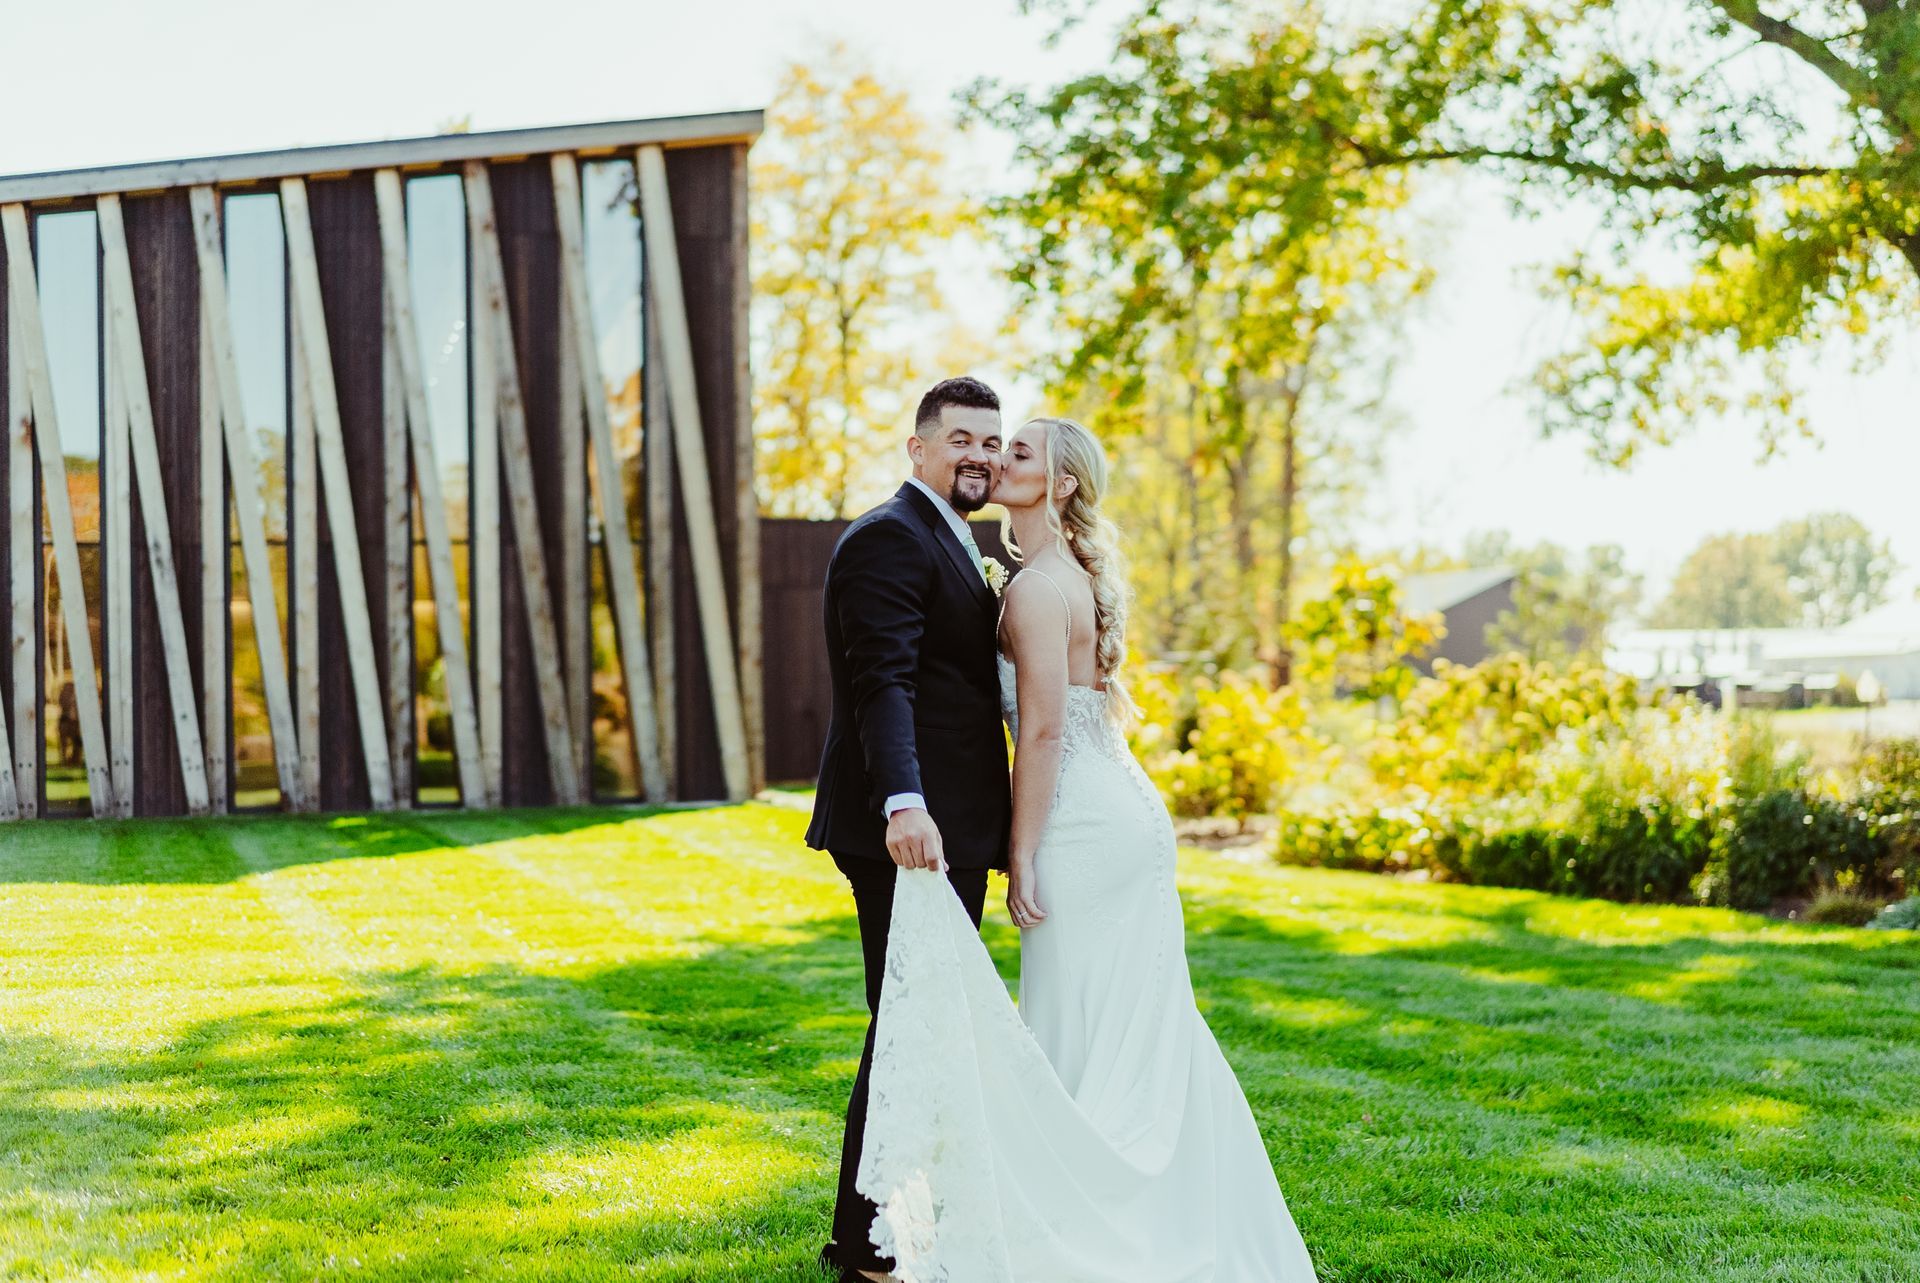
left=1002, top=417, right=1140, bottom=726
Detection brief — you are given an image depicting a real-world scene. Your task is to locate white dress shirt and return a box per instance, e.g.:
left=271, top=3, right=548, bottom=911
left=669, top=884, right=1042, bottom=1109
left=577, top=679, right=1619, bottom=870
left=883, top=476, right=979, bottom=820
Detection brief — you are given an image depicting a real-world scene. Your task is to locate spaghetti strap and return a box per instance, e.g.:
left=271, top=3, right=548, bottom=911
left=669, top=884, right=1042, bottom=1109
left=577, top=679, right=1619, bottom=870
left=1021, top=567, right=1072, bottom=646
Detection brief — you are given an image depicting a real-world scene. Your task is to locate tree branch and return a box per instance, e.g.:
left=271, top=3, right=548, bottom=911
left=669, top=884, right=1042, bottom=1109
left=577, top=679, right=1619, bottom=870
left=1350, top=140, right=1842, bottom=193
left=1711, top=0, right=1880, bottom=110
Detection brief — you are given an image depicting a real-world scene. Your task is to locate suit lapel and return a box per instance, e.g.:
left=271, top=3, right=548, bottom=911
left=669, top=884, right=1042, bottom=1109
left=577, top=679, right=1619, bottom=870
left=897, top=482, right=998, bottom=621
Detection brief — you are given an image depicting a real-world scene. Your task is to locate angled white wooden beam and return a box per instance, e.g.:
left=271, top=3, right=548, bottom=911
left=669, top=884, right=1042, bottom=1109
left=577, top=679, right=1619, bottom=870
left=188, top=184, right=305, bottom=811
left=634, top=146, right=751, bottom=801
left=8, top=311, right=37, bottom=816
left=0, top=312, right=19, bottom=820
left=469, top=200, right=503, bottom=803
left=557, top=270, right=588, bottom=790
left=729, top=144, right=764, bottom=796
left=1, top=203, right=116, bottom=814
left=550, top=153, right=666, bottom=801
left=461, top=160, right=582, bottom=803
left=290, top=303, right=319, bottom=810
left=380, top=289, right=413, bottom=806
left=103, top=279, right=133, bottom=815
left=0, top=313, right=18, bottom=819
left=197, top=311, right=228, bottom=813
left=98, top=194, right=212, bottom=815
left=279, top=176, right=395, bottom=809
left=644, top=296, right=676, bottom=792
left=373, top=167, right=490, bottom=808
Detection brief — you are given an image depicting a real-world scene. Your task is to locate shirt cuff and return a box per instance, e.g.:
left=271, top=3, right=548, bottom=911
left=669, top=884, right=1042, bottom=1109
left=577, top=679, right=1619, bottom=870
left=883, top=792, right=926, bottom=819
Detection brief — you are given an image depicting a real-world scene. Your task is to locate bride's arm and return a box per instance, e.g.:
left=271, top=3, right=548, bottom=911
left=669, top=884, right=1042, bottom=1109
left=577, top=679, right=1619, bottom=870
left=1002, top=575, right=1071, bottom=926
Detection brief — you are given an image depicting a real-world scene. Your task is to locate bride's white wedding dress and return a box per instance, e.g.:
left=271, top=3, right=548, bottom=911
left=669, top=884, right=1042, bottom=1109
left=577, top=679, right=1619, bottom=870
left=856, top=577, right=1318, bottom=1282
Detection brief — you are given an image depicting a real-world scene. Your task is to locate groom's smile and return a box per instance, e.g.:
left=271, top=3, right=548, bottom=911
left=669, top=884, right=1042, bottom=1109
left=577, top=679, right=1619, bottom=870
left=953, top=460, right=993, bottom=506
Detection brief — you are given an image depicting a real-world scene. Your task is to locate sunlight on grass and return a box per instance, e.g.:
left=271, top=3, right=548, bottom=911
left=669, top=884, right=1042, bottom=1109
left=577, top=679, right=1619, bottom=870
left=1681, top=1093, right=1808, bottom=1131
left=0, top=802, right=1915, bottom=1280
left=1622, top=951, right=1754, bottom=1003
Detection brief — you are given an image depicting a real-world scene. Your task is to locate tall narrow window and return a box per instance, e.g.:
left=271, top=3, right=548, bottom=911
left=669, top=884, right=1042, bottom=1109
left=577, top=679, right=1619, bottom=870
left=582, top=159, right=644, bottom=800
left=405, top=174, right=471, bottom=806
left=34, top=210, right=103, bottom=815
left=223, top=192, right=290, bottom=810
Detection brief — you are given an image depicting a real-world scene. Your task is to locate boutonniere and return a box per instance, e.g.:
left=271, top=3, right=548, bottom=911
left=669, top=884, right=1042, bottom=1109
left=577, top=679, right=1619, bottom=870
left=981, top=556, right=1009, bottom=596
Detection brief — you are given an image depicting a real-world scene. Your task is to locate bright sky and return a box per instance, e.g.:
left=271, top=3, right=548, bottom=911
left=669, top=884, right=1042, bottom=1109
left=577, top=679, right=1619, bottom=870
left=4, top=0, right=1914, bottom=607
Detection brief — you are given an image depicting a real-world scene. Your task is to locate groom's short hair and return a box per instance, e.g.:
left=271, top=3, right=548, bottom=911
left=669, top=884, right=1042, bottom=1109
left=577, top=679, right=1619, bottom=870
left=915, top=376, right=1000, bottom=435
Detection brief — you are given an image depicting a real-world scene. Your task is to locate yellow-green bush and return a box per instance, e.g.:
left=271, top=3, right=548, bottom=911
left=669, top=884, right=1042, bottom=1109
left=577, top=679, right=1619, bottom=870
left=1127, top=667, right=1321, bottom=828
left=1367, top=652, right=1646, bottom=801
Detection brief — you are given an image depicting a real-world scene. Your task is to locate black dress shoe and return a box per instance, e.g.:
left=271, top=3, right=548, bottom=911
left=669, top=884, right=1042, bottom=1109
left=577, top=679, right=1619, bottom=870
left=819, top=1242, right=894, bottom=1282
left=817, top=1243, right=858, bottom=1282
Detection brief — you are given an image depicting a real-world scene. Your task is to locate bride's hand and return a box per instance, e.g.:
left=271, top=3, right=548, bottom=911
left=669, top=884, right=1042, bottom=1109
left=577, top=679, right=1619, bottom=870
left=1007, top=861, right=1047, bottom=929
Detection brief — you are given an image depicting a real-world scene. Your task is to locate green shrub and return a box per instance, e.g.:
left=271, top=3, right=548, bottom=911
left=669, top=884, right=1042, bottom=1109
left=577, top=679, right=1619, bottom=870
left=1277, top=699, right=1902, bottom=909
left=1852, top=736, right=1920, bottom=898
left=1272, top=801, right=1449, bottom=873
left=1130, top=667, right=1318, bottom=828
left=1203, top=652, right=1916, bottom=912
left=1367, top=651, right=1647, bottom=801
left=1867, top=895, right=1920, bottom=930
left=1804, top=889, right=1888, bottom=926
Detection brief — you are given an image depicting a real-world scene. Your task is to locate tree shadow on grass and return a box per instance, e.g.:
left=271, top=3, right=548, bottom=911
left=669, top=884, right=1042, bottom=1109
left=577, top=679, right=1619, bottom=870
left=6, top=843, right=1918, bottom=1281
left=1173, top=894, right=1920, bottom=1279
left=0, top=805, right=720, bottom=887
left=0, top=927, right=871, bottom=1281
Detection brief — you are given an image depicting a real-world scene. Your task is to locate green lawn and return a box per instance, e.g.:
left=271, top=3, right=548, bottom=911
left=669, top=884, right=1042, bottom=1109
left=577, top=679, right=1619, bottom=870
left=1, top=803, right=1915, bottom=1281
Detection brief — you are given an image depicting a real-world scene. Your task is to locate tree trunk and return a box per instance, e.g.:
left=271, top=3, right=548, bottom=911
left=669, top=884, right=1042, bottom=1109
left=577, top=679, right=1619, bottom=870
left=1225, top=434, right=1257, bottom=663
left=1272, top=389, right=1299, bottom=690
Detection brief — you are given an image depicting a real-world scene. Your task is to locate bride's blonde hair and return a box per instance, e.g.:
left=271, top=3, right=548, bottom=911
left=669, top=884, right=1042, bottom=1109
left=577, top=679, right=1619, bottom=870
left=1004, top=417, right=1140, bottom=726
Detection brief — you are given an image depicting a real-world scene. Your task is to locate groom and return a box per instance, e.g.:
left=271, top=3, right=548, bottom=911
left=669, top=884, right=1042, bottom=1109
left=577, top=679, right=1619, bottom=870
left=805, top=375, right=1013, bottom=1282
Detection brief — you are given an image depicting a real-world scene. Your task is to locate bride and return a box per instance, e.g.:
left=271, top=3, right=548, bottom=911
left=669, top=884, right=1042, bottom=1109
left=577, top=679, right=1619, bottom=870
left=855, top=417, right=1319, bottom=1282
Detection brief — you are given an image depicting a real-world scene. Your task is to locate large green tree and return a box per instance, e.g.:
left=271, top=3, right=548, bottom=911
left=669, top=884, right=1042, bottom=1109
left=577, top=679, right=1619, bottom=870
left=752, top=49, right=975, bottom=518
left=1647, top=512, right=1897, bottom=626
left=1648, top=531, right=1801, bottom=627
left=1012, top=0, right=1920, bottom=465
left=1774, top=511, right=1898, bottom=624
left=969, top=7, right=1432, bottom=678
left=1369, top=0, right=1920, bottom=466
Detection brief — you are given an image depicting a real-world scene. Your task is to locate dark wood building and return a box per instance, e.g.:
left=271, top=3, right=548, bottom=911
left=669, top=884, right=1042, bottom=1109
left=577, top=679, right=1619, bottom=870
left=0, top=111, right=762, bottom=818
left=760, top=516, right=1010, bottom=785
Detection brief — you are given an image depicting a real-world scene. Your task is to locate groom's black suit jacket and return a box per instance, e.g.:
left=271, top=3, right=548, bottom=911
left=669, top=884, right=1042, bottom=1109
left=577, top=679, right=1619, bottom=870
left=805, top=481, right=1011, bottom=871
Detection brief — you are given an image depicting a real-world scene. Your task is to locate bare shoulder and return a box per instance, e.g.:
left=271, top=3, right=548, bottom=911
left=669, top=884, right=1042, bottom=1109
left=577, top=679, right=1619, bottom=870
left=1000, top=569, right=1070, bottom=643
left=1004, top=568, right=1071, bottom=612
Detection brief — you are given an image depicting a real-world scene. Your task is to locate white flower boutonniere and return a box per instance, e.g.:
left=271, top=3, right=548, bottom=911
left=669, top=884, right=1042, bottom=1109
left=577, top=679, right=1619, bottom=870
left=981, top=556, right=1009, bottom=596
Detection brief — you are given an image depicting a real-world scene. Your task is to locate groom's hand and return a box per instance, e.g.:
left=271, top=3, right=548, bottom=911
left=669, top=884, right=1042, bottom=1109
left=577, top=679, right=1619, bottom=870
left=885, top=808, right=947, bottom=872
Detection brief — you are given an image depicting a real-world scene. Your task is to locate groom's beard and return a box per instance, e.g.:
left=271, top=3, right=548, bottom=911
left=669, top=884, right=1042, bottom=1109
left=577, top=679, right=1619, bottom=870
left=950, top=469, right=992, bottom=512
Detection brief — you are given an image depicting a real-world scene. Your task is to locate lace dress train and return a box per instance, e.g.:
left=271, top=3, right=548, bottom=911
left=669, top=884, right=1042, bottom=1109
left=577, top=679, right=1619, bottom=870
left=855, top=656, right=1318, bottom=1282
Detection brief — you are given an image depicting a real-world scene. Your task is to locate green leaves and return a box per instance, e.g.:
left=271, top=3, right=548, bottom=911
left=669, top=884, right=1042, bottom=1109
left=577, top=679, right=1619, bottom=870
left=751, top=50, right=978, bottom=519
left=1648, top=511, right=1899, bottom=628
left=993, top=0, right=1920, bottom=461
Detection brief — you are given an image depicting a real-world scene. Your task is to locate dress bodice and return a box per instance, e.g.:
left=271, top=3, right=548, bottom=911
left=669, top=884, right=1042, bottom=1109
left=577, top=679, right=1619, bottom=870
left=997, top=651, right=1128, bottom=763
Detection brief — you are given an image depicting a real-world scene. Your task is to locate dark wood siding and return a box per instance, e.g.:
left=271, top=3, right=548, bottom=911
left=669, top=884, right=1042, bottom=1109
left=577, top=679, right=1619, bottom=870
left=306, top=174, right=390, bottom=812
left=490, top=158, right=569, bottom=807
left=663, top=144, right=748, bottom=800
left=760, top=515, right=1008, bottom=785
left=122, top=192, right=205, bottom=815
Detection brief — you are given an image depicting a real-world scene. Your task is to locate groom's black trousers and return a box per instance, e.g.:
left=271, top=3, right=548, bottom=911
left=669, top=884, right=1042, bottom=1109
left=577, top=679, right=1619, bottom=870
left=824, top=851, right=989, bottom=1277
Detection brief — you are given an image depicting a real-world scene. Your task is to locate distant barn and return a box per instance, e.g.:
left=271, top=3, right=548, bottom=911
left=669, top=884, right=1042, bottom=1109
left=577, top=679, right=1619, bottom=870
left=0, top=111, right=762, bottom=818
left=1399, top=565, right=1517, bottom=675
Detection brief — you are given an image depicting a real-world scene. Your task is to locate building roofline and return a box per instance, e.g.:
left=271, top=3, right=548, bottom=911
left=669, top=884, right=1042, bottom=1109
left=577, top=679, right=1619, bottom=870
left=0, top=108, right=764, bottom=206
